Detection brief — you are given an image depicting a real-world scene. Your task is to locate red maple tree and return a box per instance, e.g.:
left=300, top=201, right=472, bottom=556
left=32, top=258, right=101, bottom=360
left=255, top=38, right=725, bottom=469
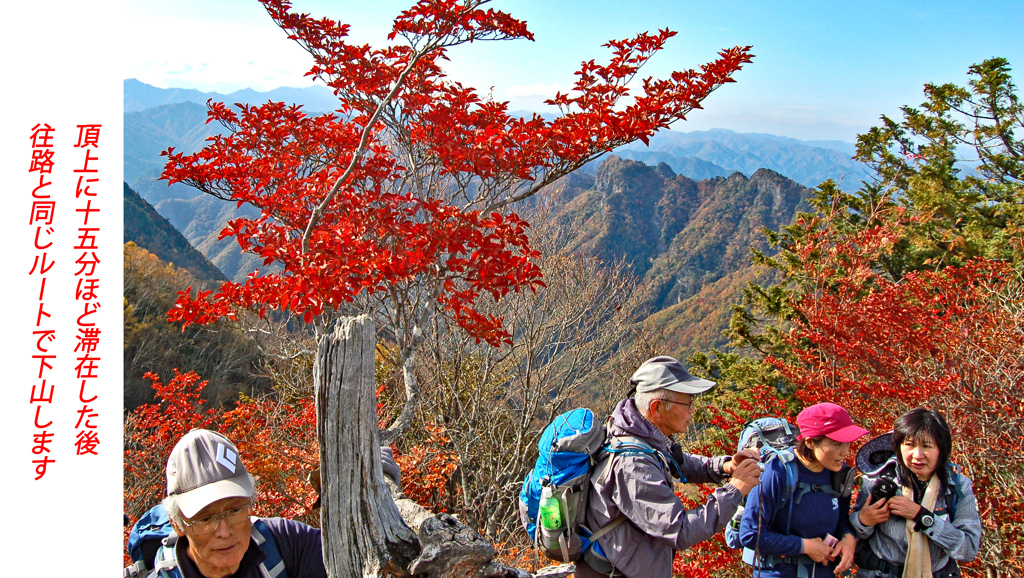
left=160, top=0, right=753, bottom=442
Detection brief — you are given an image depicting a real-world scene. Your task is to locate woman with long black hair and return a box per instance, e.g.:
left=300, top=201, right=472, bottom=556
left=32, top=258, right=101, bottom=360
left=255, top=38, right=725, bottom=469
left=851, top=408, right=981, bottom=578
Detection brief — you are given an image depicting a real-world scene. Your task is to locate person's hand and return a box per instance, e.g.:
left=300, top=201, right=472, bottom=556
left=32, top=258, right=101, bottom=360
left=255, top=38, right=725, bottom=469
left=724, top=449, right=761, bottom=475
left=727, top=458, right=761, bottom=496
left=886, top=495, right=922, bottom=520
left=803, top=537, right=831, bottom=564
left=858, top=494, right=891, bottom=527
left=833, top=534, right=856, bottom=574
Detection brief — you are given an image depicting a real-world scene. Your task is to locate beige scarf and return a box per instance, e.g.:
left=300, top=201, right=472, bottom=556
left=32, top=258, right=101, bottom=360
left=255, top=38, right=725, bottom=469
left=902, top=475, right=940, bottom=578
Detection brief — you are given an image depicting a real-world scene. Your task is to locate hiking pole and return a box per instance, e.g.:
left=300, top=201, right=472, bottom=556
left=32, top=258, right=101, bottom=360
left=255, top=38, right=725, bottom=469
left=754, top=484, right=764, bottom=578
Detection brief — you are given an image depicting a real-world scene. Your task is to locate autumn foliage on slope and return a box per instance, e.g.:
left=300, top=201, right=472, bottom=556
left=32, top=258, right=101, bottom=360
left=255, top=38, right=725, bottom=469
left=767, top=205, right=1024, bottom=576
left=684, top=210, right=1023, bottom=577
left=689, top=58, right=1023, bottom=577
left=123, top=371, right=320, bottom=551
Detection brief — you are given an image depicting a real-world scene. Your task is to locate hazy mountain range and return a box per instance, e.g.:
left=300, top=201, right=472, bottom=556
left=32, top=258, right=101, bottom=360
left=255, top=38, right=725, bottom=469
left=612, top=129, right=869, bottom=188
left=125, top=78, right=340, bottom=114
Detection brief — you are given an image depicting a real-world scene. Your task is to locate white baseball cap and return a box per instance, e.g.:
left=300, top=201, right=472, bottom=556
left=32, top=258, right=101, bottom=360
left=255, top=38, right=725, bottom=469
left=166, top=429, right=254, bottom=519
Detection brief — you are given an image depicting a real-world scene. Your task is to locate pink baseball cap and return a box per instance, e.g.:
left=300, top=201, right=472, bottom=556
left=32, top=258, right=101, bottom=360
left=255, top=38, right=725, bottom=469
left=796, top=403, right=869, bottom=443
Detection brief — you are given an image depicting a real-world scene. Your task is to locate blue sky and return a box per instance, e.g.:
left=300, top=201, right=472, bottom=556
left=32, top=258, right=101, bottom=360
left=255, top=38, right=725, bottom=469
left=125, top=0, right=1022, bottom=141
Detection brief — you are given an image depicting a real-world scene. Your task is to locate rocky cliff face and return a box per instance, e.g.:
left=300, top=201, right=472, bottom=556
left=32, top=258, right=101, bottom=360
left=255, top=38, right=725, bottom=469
left=545, top=155, right=810, bottom=349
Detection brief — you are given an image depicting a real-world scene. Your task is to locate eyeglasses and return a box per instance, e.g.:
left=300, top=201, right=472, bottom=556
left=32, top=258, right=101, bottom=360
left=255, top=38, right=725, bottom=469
left=182, top=504, right=251, bottom=535
left=659, top=397, right=696, bottom=411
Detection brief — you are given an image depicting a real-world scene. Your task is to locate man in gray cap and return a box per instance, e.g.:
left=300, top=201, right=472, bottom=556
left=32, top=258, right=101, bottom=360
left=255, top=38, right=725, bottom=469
left=154, top=429, right=327, bottom=578
left=576, top=356, right=763, bottom=578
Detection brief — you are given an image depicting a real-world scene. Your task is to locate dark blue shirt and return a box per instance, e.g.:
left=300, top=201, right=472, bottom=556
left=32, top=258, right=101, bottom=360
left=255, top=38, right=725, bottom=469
left=738, top=454, right=851, bottom=577
left=151, top=517, right=326, bottom=578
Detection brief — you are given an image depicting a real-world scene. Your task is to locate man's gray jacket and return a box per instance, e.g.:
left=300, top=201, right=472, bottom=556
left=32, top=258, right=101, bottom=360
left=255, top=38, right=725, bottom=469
left=582, top=398, right=742, bottom=578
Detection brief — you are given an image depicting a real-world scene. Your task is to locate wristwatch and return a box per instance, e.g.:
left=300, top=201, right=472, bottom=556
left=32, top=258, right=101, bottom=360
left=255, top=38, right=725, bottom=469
left=919, top=513, right=935, bottom=528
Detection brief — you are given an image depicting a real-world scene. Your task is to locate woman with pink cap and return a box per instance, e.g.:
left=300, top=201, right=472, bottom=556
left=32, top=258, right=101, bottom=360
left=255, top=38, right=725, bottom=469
left=739, top=402, right=869, bottom=577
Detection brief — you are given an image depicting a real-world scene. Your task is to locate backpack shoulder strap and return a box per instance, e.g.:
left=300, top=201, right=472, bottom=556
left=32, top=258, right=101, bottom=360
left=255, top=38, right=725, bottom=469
left=777, top=451, right=800, bottom=535
left=831, top=463, right=856, bottom=498
left=943, top=464, right=964, bottom=521
left=151, top=534, right=182, bottom=578
left=148, top=521, right=290, bottom=578
left=597, top=435, right=655, bottom=484
left=251, top=518, right=289, bottom=578
left=606, top=434, right=687, bottom=483
left=770, top=448, right=799, bottom=499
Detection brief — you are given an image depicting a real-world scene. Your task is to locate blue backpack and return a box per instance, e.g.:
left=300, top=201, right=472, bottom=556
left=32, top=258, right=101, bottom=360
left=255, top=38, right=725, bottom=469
left=124, top=504, right=289, bottom=578
left=518, top=408, right=680, bottom=564
left=723, top=418, right=854, bottom=568
left=125, top=505, right=175, bottom=577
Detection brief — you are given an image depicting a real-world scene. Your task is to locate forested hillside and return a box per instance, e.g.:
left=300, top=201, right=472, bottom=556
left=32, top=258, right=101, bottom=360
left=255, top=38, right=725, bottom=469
left=123, top=243, right=269, bottom=411
left=123, top=182, right=227, bottom=284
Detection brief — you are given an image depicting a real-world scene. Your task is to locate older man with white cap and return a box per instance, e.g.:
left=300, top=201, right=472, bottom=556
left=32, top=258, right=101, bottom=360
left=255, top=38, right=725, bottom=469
left=575, top=356, right=763, bottom=578
left=153, top=429, right=327, bottom=578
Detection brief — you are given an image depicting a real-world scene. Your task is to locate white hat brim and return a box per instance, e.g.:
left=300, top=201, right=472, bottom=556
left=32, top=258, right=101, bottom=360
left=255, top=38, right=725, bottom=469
left=175, top=475, right=254, bottom=519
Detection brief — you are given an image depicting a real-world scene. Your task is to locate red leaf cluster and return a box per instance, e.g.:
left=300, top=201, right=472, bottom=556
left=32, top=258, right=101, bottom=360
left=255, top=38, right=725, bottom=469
left=124, top=371, right=464, bottom=563
left=391, top=421, right=461, bottom=511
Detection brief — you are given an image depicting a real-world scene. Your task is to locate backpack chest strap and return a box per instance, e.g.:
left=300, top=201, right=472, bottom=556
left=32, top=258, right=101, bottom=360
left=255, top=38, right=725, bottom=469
left=792, top=482, right=841, bottom=504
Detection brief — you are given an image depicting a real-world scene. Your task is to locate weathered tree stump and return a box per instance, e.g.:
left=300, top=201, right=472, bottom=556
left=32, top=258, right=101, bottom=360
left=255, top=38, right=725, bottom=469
left=315, top=315, right=419, bottom=577
left=410, top=514, right=533, bottom=578
left=315, top=315, right=536, bottom=578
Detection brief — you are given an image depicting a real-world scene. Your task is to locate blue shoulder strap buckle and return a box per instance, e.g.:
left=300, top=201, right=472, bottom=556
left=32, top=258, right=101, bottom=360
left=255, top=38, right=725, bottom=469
left=605, top=435, right=687, bottom=483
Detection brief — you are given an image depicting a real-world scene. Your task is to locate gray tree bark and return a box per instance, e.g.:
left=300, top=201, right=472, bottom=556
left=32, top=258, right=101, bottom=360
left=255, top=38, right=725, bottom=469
left=314, top=314, right=541, bottom=578
left=315, top=315, right=419, bottom=577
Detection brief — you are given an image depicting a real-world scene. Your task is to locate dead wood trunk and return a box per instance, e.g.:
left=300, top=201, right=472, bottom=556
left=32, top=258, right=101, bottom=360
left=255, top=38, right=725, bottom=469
left=314, top=314, right=538, bottom=578
left=315, top=315, right=419, bottom=577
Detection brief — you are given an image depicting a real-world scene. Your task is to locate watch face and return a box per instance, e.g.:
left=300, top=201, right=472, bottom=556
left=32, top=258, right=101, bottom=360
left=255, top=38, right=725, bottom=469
left=921, top=514, right=934, bottom=527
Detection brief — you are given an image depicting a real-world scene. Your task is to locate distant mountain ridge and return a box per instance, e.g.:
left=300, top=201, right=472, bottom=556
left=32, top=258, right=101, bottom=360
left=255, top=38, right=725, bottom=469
left=613, top=129, right=869, bottom=188
left=124, top=78, right=340, bottom=114
left=547, top=156, right=811, bottom=352
left=123, top=79, right=838, bottom=351
left=125, top=101, right=220, bottom=190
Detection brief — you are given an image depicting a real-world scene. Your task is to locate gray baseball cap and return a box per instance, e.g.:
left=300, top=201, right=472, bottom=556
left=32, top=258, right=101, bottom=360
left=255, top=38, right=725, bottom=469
left=166, top=429, right=254, bottom=519
left=631, top=356, right=716, bottom=395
